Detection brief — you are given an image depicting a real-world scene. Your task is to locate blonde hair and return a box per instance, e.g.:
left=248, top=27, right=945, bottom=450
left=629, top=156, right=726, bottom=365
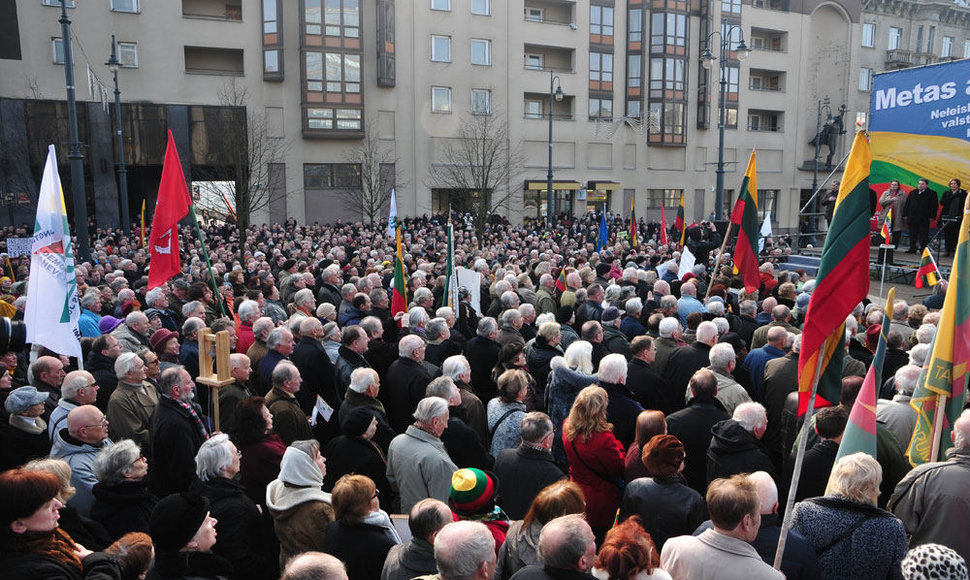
left=564, top=386, right=612, bottom=442
left=825, top=452, right=881, bottom=505
left=23, top=457, right=76, bottom=502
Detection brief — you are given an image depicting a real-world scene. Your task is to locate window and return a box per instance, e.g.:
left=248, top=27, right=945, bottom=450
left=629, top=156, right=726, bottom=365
left=889, top=26, right=902, bottom=50
left=305, top=108, right=363, bottom=131
left=524, top=7, right=543, bottom=22
left=590, top=6, right=614, bottom=37
left=590, top=52, right=613, bottom=83
left=747, top=111, right=780, bottom=132
left=628, top=54, right=642, bottom=88
left=118, top=42, right=138, bottom=67
left=110, top=0, right=138, bottom=12
left=626, top=99, right=641, bottom=118
left=265, top=50, right=280, bottom=73
left=305, top=52, right=360, bottom=93
left=927, top=26, right=935, bottom=54
left=471, top=89, right=491, bottom=115
left=432, top=0, right=450, bottom=11
left=628, top=8, right=642, bottom=42
left=52, top=38, right=65, bottom=64
left=524, top=54, right=543, bottom=70
left=263, top=0, right=283, bottom=78
left=431, top=35, right=451, bottom=62
left=650, top=57, right=685, bottom=91
left=647, top=189, right=682, bottom=208
left=859, top=67, right=872, bottom=91
left=589, top=98, right=613, bottom=120
left=942, top=36, right=953, bottom=58
left=471, top=39, right=491, bottom=66
left=916, top=25, right=923, bottom=53
left=263, top=0, right=278, bottom=33
left=304, top=164, right=362, bottom=188
left=861, top=23, right=874, bottom=48
left=432, top=86, right=452, bottom=113
left=965, top=40, right=970, bottom=59
left=721, top=0, right=741, bottom=14
left=471, top=0, right=489, bottom=16
left=525, top=99, right=543, bottom=118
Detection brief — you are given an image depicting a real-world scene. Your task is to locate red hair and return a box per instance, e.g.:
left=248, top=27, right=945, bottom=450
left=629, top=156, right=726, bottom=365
left=594, top=516, right=660, bottom=578
left=0, top=468, right=62, bottom=527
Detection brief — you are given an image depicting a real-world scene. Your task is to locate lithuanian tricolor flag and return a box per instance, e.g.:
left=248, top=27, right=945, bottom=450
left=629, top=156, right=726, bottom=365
left=675, top=193, right=686, bottom=247
left=731, top=150, right=760, bottom=294
left=880, top=209, right=891, bottom=243
left=915, top=248, right=940, bottom=288
left=391, top=225, right=407, bottom=320
left=798, top=132, right=872, bottom=416
left=629, top=197, right=639, bottom=248
left=907, top=192, right=970, bottom=465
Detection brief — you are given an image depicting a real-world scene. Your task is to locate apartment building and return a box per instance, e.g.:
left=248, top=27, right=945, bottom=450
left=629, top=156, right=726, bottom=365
left=1, top=0, right=969, bottom=232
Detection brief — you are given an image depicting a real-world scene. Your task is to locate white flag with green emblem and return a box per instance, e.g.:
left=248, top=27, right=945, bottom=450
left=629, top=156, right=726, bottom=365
left=24, top=145, right=82, bottom=358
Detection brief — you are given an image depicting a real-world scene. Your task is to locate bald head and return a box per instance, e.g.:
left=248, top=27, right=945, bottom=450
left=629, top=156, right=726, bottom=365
left=66, top=405, right=108, bottom=444
left=281, top=552, right=348, bottom=580
left=538, top=514, right=596, bottom=572
left=434, top=521, right=496, bottom=580
left=748, top=471, right=778, bottom=515
left=766, top=326, right=788, bottom=348
left=771, top=305, right=791, bottom=322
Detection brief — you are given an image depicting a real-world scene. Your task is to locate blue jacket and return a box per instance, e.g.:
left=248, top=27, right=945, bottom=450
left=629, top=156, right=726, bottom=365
left=744, top=344, right=786, bottom=400
left=79, top=308, right=102, bottom=338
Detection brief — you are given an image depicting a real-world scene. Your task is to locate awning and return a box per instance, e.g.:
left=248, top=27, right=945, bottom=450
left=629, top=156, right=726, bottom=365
left=587, top=180, right=621, bottom=191
left=524, top=180, right=583, bottom=191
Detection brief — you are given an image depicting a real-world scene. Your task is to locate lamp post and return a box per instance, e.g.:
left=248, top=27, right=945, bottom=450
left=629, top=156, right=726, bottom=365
left=59, top=0, right=91, bottom=262
left=106, top=35, right=131, bottom=233
left=810, top=96, right=832, bottom=234
left=546, top=70, right=564, bottom=225
left=701, top=27, right=750, bottom=222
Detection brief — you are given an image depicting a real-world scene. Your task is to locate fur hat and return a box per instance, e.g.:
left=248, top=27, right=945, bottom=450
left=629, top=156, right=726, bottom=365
left=149, top=493, right=210, bottom=553
left=642, top=434, right=685, bottom=478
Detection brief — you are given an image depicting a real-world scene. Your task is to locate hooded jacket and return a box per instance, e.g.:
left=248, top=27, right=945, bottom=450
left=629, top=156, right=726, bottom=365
left=265, top=446, right=334, bottom=567
left=706, top=419, right=775, bottom=484
left=50, top=428, right=114, bottom=517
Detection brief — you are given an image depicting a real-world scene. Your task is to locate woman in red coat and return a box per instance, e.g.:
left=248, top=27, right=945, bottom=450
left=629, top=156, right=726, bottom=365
left=563, top=385, right=625, bottom=543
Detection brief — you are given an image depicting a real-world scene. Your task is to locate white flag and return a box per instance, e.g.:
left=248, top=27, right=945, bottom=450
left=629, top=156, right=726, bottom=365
left=678, top=245, right=696, bottom=281
left=24, top=145, right=82, bottom=359
left=386, top=188, right=397, bottom=237
left=759, top=212, right=773, bottom=252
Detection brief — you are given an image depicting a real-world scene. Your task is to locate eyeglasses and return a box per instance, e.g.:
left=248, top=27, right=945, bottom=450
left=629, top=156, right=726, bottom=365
left=83, top=418, right=108, bottom=430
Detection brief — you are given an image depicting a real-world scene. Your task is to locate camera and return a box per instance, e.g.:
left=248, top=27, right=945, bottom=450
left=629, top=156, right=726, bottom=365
left=0, top=317, right=27, bottom=354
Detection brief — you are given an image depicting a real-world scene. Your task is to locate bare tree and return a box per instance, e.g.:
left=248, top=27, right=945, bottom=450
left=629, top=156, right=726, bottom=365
left=428, top=111, right=522, bottom=235
left=342, top=122, right=402, bottom=223
left=194, top=79, right=290, bottom=248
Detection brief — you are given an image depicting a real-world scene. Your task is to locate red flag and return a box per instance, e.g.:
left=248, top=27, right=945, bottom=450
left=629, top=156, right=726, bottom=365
left=148, top=131, right=191, bottom=289
left=660, top=206, right=669, bottom=246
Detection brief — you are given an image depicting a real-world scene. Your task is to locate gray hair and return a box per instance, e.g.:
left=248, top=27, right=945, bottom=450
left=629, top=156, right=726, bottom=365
left=477, top=317, right=498, bottom=337
left=707, top=300, right=726, bottom=315
left=436, top=307, right=455, bottom=320
left=237, top=300, right=260, bottom=323
left=659, top=317, right=680, bottom=338
left=414, top=287, right=434, bottom=304
left=80, top=290, right=101, bottom=309
left=712, top=317, right=729, bottom=336
left=408, top=306, right=430, bottom=327
left=92, top=439, right=142, bottom=486
left=434, top=521, right=496, bottom=580
left=659, top=294, right=678, bottom=311
left=597, top=354, right=628, bottom=384
left=253, top=317, right=275, bottom=340
left=125, top=311, right=148, bottom=327
left=425, top=376, right=458, bottom=401
left=360, top=316, right=383, bottom=337
left=182, top=300, right=203, bottom=318
left=909, top=343, right=930, bottom=367
left=518, top=303, right=535, bottom=318
left=624, top=297, right=642, bottom=317
left=61, top=371, right=94, bottom=400
left=322, top=321, right=340, bottom=340
left=916, top=323, right=937, bottom=345
left=426, top=318, right=449, bottom=341
left=442, top=355, right=470, bottom=381
left=894, top=365, right=922, bottom=396
left=413, top=396, right=449, bottom=423
left=114, top=352, right=142, bottom=378
left=733, top=402, right=767, bottom=432
left=144, top=288, right=166, bottom=308
left=520, top=412, right=553, bottom=444
left=266, top=328, right=291, bottom=350
left=399, top=334, right=425, bottom=358
left=826, top=452, right=882, bottom=505
left=709, top=342, right=736, bottom=370
left=272, top=361, right=297, bottom=388
left=953, top=409, right=970, bottom=449
left=294, top=288, right=314, bottom=308
left=538, top=514, right=594, bottom=569
left=195, top=433, right=235, bottom=482
left=182, top=316, right=205, bottom=338
left=348, top=368, right=379, bottom=394
left=500, top=309, right=521, bottom=327
left=739, top=300, right=757, bottom=316
left=696, top=320, right=719, bottom=344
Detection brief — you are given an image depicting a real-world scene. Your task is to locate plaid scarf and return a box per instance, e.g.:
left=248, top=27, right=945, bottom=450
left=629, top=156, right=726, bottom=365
left=167, top=395, right=210, bottom=441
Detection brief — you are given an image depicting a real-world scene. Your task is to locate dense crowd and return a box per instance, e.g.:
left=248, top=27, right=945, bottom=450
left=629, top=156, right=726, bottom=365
left=0, top=212, right=965, bottom=580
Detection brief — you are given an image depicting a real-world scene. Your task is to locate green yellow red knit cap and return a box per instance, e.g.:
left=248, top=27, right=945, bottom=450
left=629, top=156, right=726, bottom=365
left=449, top=468, right=496, bottom=513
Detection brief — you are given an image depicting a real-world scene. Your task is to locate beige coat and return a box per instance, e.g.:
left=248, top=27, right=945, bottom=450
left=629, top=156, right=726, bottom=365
left=107, top=380, right=159, bottom=451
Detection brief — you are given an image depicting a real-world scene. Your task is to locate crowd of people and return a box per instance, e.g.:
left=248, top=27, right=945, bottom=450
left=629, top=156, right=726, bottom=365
left=0, top=211, right=965, bottom=580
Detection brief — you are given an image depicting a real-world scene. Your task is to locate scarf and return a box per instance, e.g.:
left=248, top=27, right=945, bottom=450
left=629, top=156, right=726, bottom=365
left=363, top=509, right=403, bottom=544
left=1, top=527, right=83, bottom=571
left=166, top=395, right=210, bottom=441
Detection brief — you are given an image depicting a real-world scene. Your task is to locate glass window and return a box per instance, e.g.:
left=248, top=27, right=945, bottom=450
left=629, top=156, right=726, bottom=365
left=471, top=89, right=491, bottom=115
left=626, top=99, right=641, bottom=118
left=432, top=0, right=450, bottom=11
left=305, top=0, right=321, bottom=34
left=916, top=25, right=923, bottom=53
left=666, top=14, right=686, bottom=46
left=858, top=67, right=872, bottom=91
left=110, top=0, right=138, bottom=12
left=305, top=52, right=323, bottom=91
left=432, top=86, right=452, bottom=113
left=524, top=8, right=543, bottom=22
left=52, top=38, right=65, bottom=64
left=264, top=50, right=280, bottom=73
left=942, top=36, right=953, bottom=57
left=721, top=0, right=741, bottom=14
left=304, top=164, right=362, bottom=187
left=628, top=8, right=642, bottom=42
left=118, top=42, right=138, bottom=67
left=590, top=52, right=613, bottom=82
left=431, top=35, right=451, bottom=62
left=647, top=189, right=682, bottom=208
left=889, top=26, right=902, bottom=50
left=471, top=0, right=489, bottom=16
left=964, top=39, right=970, bottom=59
left=927, top=26, right=935, bottom=53
left=524, top=54, right=543, bottom=70
left=725, top=64, right=739, bottom=94
left=589, top=98, right=613, bottom=120
left=628, top=54, right=642, bottom=88
left=471, top=39, right=491, bottom=66
left=525, top=99, right=543, bottom=118
left=263, top=0, right=278, bottom=33
left=861, top=23, right=874, bottom=48
left=590, top=6, right=614, bottom=37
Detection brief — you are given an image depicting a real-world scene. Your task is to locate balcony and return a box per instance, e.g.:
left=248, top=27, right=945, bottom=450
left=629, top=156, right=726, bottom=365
left=747, top=109, right=783, bottom=133
left=523, top=0, right=576, bottom=26
left=184, top=46, right=244, bottom=76
left=885, top=49, right=941, bottom=70
left=182, top=0, right=242, bottom=21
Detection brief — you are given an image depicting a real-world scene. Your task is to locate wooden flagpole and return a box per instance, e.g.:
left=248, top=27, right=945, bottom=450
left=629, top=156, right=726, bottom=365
left=188, top=203, right=227, bottom=317
left=929, top=393, right=948, bottom=462
left=705, top=221, right=735, bottom=300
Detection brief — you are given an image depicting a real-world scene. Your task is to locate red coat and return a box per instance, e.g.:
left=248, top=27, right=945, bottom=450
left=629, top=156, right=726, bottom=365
left=237, top=322, right=255, bottom=355
left=238, top=433, right=286, bottom=506
left=563, top=423, right=626, bottom=529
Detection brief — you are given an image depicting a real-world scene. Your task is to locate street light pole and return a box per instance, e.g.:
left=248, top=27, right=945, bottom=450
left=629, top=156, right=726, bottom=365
left=702, top=28, right=750, bottom=222
left=106, top=35, right=131, bottom=234
left=810, top=96, right=831, bottom=234
left=59, top=0, right=91, bottom=262
left=546, top=70, right=563, bottom=226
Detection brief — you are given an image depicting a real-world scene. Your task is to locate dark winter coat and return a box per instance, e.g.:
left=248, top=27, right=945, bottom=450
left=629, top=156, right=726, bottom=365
left=145, top=551, right=234, bottom=580
left=338, top=390, right=396, bottom=453
left=291, top=336, right=339, bottom=418
left=191, top=477, right=278, bottom=580
left=236, top=433, right=286, bottom=506
left=619, top=474, right=707, bottom=549
left=441, top=409, right=494, bottom=471
left=706, top=419, right=775, bottom=484
left=150, top=396, right=207, bottom=497
left=0, top=539, right=122, bottom=580
left=602, top=326, right=632, bottom=359
left=662, top=342, right=713, bottom=413
left=383, top=357, right=433, bottom=433
left=601, top=381, right=643, bottom=449
left=665, top=396, right=729, bottom=494
left=323, top=521, right=397, bottom=580
left=334, top=346, right=370, bottom=401
left=323, top=435, right=393, bottom=511
left=786, top=439, right=838, bottom=502
left=89, top=480, right=158, bottom=538
left=467, top=336, right=502, bottom=402
left=493, top=445, right=566, bottom=520
left=382, top=537, right=437, bottom=580
left=525, top=338, right=562, bottom=407
left=87, top=352, right=119, bottom=411
left=626, top=359, right=673, bottom=414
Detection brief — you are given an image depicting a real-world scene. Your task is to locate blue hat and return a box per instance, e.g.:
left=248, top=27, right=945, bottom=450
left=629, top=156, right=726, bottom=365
left=5, top=386, right=49, bottom=414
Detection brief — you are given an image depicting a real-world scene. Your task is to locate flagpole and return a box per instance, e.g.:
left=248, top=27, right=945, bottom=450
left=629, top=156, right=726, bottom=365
left=705, top=221, right=735, bottom=300
left=774, top=333, right=829, bottom=570
left=188, top=203, right=227, bottom=317
left=879, top=243, right=889, bottom=299
left=927, top=249, right=947, bottom=284
left=929, top=393, right=948, bottom=462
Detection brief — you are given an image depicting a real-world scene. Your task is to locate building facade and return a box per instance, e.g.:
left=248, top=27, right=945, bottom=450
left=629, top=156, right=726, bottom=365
left=1, top=0, right=969, bottom=232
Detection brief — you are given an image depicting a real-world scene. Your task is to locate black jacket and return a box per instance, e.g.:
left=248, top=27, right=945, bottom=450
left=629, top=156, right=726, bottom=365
left=335, top=346, right=371, bottom=401
left=493, top=445, right=565, bottom=520
left=365, top=338, right=399, bottom=385
left=0, top=545, right=122, bottom=580
left=145, top=551, right=234, bottom=580
left=150, top=396, right=207, bottom=497
left=626, top=358, right=673, bottom=414
left=291, top=336, right=339, bottom=415
left=441, top=408, right=494, bottom=471
left=619, top=474, right=707, bottom=549
left=191, top=477, right=278, bottom=580
left=525, top=338, right=562, bottom=408
left=602, top=325, right=632, bottom=359
left=510, top=565, right=597, bottom=580
left=662, top=342, right=713, bottom=413
left=382, top=538, right=437, bottom=580
left=706, top=419, right=776, bottom=484
left=601, top=381, right=643, bottom=449
left=316, top=283, right=342, bottom=308
left=787, top=438, right=839, bottom=502
left=467, top=336, right=502, bottom=402
left=323, top=435, right=393, bottom=511
left=323, top=521, right=397, bottom=580
left=425, top=339, right=461, bottom=368
left=87, top=352, right=119, bottom=412
left=90, top=480, right=158, bottom=539
left=665, top=396, right=729, bottom=495
left=383, top=357, right=433, bottom=434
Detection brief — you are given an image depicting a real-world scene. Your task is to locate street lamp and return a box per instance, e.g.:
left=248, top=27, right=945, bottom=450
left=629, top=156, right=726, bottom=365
left=59, top=0, right=91, bottom=261
left=106, top=35, right=131, bottom=233
left=546, top=71, right=564, bottom=225
left=701, top=27, right=750, bottom=222
left=810, top=96, right=832, bottom=235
